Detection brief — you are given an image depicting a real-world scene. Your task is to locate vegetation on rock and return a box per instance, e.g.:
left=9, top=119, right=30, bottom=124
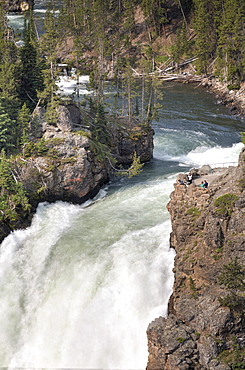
left=214, top=193, right=238, bottom=216
left=0, top=150, right=31, bottom=227
left=218, top=258, right=245, bottom=312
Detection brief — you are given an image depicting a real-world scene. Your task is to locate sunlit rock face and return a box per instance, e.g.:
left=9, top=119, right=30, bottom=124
left=147, top=148, right=245, bottom=369
left=19, top=103, right=154, bottom=204
left=4, top=0, right=34, bottom=12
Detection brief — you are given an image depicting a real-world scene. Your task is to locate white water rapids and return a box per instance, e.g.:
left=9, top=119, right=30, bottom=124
left=0, top=179, right=175, bottom=369
left=0, top=77, right=244, bottom=368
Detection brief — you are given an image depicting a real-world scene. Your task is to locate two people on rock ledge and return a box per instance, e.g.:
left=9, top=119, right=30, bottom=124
left=200, top=180, right=208, bottom=188
left=178, top=167, right=211, bottom=188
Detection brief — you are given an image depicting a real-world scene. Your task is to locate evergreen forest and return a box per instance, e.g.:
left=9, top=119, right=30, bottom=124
left=0, top=0, right=244, bottom=155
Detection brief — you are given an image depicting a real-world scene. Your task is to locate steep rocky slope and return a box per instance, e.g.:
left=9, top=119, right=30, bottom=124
left=147, top=148, right=245, bottom=369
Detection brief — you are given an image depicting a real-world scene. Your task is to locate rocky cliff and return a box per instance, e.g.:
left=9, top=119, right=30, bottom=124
left=147, top=148, right=245, bottom=369
left=19, top=104, right=154, bottom=205
left=0, top=103, right=154, bottom=242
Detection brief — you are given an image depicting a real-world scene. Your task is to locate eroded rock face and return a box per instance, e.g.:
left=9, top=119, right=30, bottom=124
left=0, top=102, right=153, bottom=243
left=147, top=148, right=245, bottom=369
left=18, top=132, right=109, bottom=204
left=18, top=104, right=154, bottom=206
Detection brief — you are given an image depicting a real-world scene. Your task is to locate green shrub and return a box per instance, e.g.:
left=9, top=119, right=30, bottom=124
left=177, top=337, right=186, bottom=343
left=212, top=247, right=224, bottom=261
left=214, top=194, right=238, bottom=216
left=189, top=276, right=198, bottom=298
left=218, top=338, right=245, bottom=369
left=227, top=83, right=240, bottom=91
left=60, top=157, right=77, bottom=165
left=186, top=207, right=201, bottom=218
left=75, top=130, right=91, bottom=138
left=23, top=139, right=48, bottom=158
left=218, top=258, right=245, bottom=312
left=23, top=141, right=36, bottom=157
left=241, top=132, right=245, bottom=145
left=36, top=137, right=49, bottom=155
left=46, top=138, right=65, bottom=146
left=237, top=178, right=245, bottom=191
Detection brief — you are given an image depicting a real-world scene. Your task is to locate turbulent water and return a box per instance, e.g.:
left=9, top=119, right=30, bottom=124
left=7, top=0, right=60, bottom=38
left=4, top=2, right=245, bottom=368
left=0, top=79, right=244, bottom=369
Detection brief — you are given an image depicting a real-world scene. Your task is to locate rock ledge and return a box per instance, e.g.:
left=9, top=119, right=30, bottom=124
left=147, top=148, right=245, bottom=369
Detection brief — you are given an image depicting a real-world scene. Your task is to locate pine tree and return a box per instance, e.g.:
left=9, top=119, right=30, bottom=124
left=141, top=0, right=168, bottom=37
left=17, top=103, right=31, bottom=148
left=0, top=3, right=7, bottom=63
left=218, top=258, right=245, bottom=311
left=93, top=102, right=110, bottom=144
left=193, top=0, right=217, bottom=74
left=0, top=4, right=20, bottom=123
left=217, top=0, right=245, bottom=85
left=18, top=9, right=44, bottom=110
left=0, top=150, right=30, bottom=224
left=172, top=21, right=191, bottom=64
left=39, top=6, right=60, bottom=111
left=0, top=99, right=15, bottom=153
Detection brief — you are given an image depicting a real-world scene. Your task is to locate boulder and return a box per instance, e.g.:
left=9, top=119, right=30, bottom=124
left=198, top=164, right=212, bottom=175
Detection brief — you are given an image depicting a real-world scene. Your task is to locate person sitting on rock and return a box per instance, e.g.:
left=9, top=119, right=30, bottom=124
left=187, top=173, right=193, bottom=184
left=203, top=180, right=208, bottom=188
left=200, top=181, right=205, bottom=188
left=178, top=179, right=185, bottom=185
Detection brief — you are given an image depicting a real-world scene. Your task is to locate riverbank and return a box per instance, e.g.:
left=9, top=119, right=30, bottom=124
left=204, top=79, right=245, bottom=118
left=159, top=72, right=245, bottom=119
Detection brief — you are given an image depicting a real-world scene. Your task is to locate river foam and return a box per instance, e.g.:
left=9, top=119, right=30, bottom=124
left=1, top=189, right=175, bottom=368
left=0, top=78, right=244, bottom=368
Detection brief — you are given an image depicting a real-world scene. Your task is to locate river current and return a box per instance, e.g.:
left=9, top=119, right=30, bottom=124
left=0, top=79, right=244, bottom=369
left=4, top=5, right=245, bottom=368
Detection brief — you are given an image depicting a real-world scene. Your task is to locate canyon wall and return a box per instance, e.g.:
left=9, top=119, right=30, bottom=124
left=147, top=148, right=245, bottom=369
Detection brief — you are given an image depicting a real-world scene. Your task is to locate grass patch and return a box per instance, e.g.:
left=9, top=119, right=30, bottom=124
left=214, top=194, right=238, bottom=216
left=186, top=207, right=201, bottom=217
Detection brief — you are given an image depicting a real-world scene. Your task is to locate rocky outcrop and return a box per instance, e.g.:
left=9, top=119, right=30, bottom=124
left=17, top=104, right=154, bottom=206
left=18, top=131, right=109, bottom=205
left=147, top=148, right=245, bottom=369
left=0, top=103, right=153, bottom=242
left=4, top=0, right=34, bottom=12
